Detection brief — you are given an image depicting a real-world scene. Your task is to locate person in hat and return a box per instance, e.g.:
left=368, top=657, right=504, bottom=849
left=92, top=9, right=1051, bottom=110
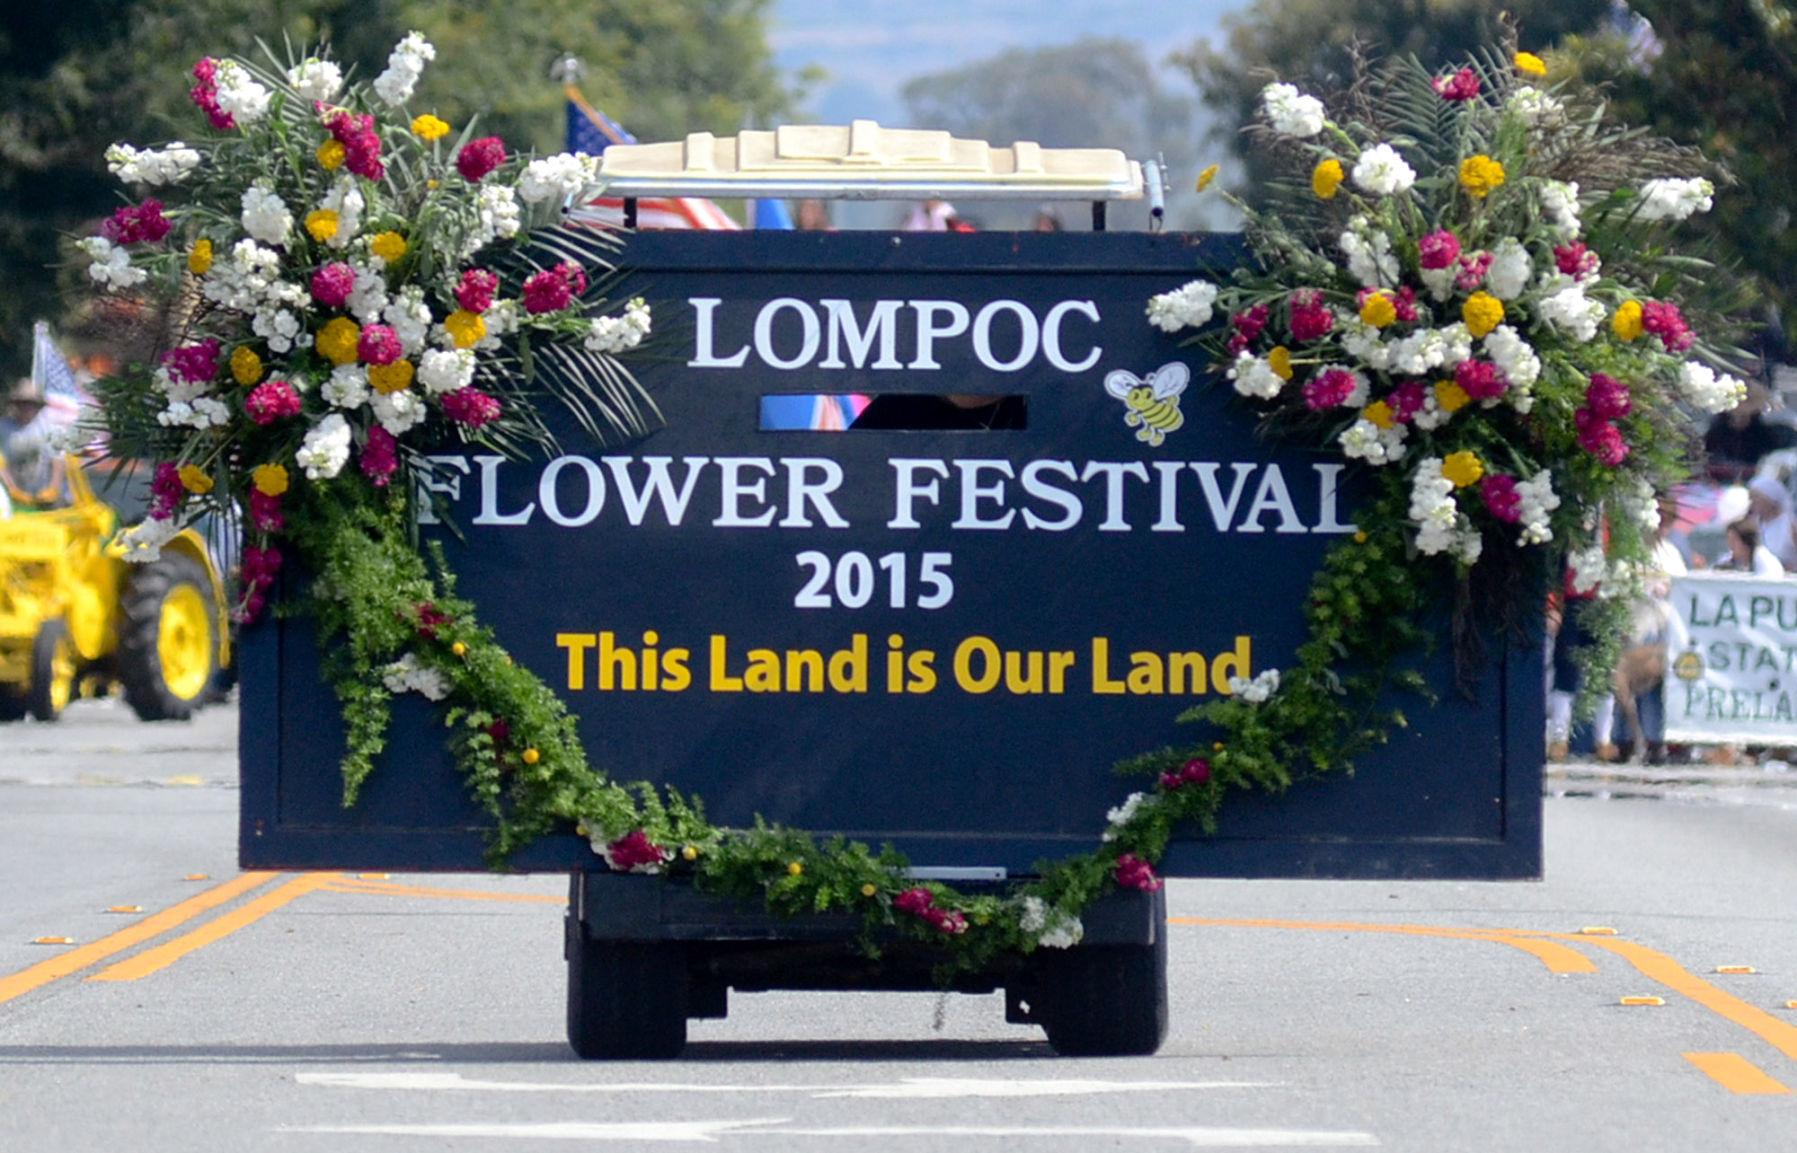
left=0, top=376, right=59, bottom=504
left=1746, top=473, right=1797, bottom=571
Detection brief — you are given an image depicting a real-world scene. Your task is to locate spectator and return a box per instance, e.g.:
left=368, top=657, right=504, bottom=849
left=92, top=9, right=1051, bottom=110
left=0, top=377, right=57, bottom=502
left=1704, top=383, right=1796, bottom=481
left=1714, top=516, right=1787, bottom=575
left=1746, top=474, right=1797, bottom=570
left=901, top=199, right=957, bottom=231
left=1032, top=207, right=1064, bottom=232
left=794, top=199, right=832, bottom=231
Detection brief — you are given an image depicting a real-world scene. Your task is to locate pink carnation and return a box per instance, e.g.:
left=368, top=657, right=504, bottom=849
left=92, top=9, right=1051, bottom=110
left=1289, top=289, right=1335, bottom=342
left=1388, top=380, right=1428, bottom=423
left=1302, top=367, right=1359, bottom=410
left=1159, top=757, right=1212, bottom=792
left=456, top=136, right=507, bottom=182
left=1455, top=359, right=1508, bottom=401
left=1114, top=853, right=1164, bottom=892
left=242, top=544, right=282, bottom=584
left=1554, top=242, right=1600, bottom=281
left=102, top=200, right=172, bottom=245
left=441, top=386, right=502, bottom=428
left=149, top=462, right=184, bottom=521
left=360, top=425, right=398, bottom=487
left=1226, top=304, right=1271, bottom=355
left=454, top=268, right=499, bottom=314
left=1585, top=372, right=1632, bottom=420
left=604, top=830, right=665, bottom=871
left=1456, top=251, right=1493, bottom=291
left=923, top=907, right=969, bottom=935
left=357, top=324, right=403, bottom=366
left=894, top=887, right=935, bottom=916
left=190, top=58, right=234, bottom=130
left=1432, top=67, right=1481, bottom=102
left=249, top=488, right=284, bottom=532
left=1575, top=408, right=1630, bottom=466
left=161, top=338, right=221, bottom=384
left=244, top=379, right=302, bottom=425
left=521, top=267, right=575, bottom=314
left=310, top=262, right=357, bottom=309
left=328, top=111, right=385, bottom=181
left=1641, top=300, right=1694, bottom=352
left=1417, top=229, right=1462, bottom=271
left=1479, top=475, right=1523, bottom=523
left=1392, top=284, right=1419, bottom=323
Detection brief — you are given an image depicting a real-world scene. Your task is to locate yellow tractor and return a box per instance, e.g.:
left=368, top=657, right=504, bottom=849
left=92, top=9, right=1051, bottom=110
left=0, top=454, right=230, bottom=722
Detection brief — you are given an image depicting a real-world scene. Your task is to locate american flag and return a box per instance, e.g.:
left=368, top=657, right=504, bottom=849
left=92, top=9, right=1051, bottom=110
left=30, top=320, right=89, bottom=431
left=562, top=85, right=740, bottom=232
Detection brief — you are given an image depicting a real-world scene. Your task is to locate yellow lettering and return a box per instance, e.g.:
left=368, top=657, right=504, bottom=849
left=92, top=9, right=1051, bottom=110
left=1048, top=650, right=1075, bottom=694
left=1126, top=652, right=1165, bottom=694
left=708, top=635, right=742, bottom=691
left=786, top=649, right=825, bottom=692
left=906, top=650, right=937, bottom=693
left=1091, top=637, right=1126, bottom=694
left=1211, top=635, right=1252, bottom=690
left=829, top=634, right=869, bottom=693
left=597, top=631, right=636, bottom=691
left=954, top=636, right=1002, bottom=694
left=661, top=648, right=691, bottom=692
left=745, top=649, right=781, bottom=692
left=557, top=632, right=596, bottom=691
left=1169, top=651, right=1206, bottom=694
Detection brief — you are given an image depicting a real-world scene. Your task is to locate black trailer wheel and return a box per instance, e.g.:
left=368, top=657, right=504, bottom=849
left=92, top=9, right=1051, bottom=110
left=1034, top=924, right=1169, bottom=1057
left=27, top=619, right=77, bottom=722
left=118, top=551, right=217, bottom=722
left=566, top=918, right=689, bottom=1059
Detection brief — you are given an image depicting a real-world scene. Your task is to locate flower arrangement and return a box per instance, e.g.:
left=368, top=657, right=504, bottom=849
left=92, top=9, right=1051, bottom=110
left=77, top=36, right=1749, bottom=974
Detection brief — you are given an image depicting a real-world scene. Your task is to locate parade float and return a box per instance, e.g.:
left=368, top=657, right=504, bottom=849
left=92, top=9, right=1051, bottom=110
left=75, top=36, right=1745, bottom=1057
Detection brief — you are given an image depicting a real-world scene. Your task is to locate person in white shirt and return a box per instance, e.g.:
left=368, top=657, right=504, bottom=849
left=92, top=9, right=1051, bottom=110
left=1715, top=516, right=1788, bottom=575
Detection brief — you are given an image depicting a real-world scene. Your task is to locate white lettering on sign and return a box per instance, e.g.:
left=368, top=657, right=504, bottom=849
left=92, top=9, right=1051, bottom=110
left=686, top=297, right=1102, bottom=375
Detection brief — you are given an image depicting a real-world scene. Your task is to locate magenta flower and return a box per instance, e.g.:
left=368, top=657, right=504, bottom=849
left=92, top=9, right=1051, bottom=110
left=456, top=136, right=508, bottom=182
left=310, top=262, right=357, bottom=309
left=1456, top=251, right=1493, bottom=291
left=102, top=200, right=172, bottom=245
left=454, top=269, right=499, bottom=314
left=1575, top=408, right=1630, bottom=466
left=357, top=323, right=403, bottom=366
left=894, top=887, right=935, bottom=916
left=242, top=544, right=282, bottom=584
left=1585, top=372, right=1632, bottom=420
left=924, top=908, right=969, bottom=935
left=1159, top=757, right=1212, bottom=792
left=190, top=58, right=234, bottom=130
left=1418, top=229, right=1462, bottom=271
left=1455, top=359, right=1508, bottom=401
left=441, top=386, right=502, bottom=428
left=161, top=338, right=221, bottom=384
left=328, top=111, right=385, bottom=181
left=1388, top=380, right=1428, bottom=423
left=604, top=830, right=665, bottom=871
left=522, top=268, right=573, bottom=314
left=1113, top=853, right=1164, bottom=892
left=249, top=488, right=284, bottom=532
left=1302, top=367, right=1359, bottom=410
left=1226, top=303, right=1271, bottom=355
left=148, top=462, right=184, bottom=521
left=244, top=379, right=302, bottom=425
left=1392, top=284, right=1419, bottom=323
left=1288, top=289, right=1335, bottom=342
left=360, top=425, right=398, bottom=487
left=1432, top=67, right=1481, bottom=102
left=1479, top=475, right=1523, bottom=523
left=1553, top=242, right=1600, bottom=281
left=1641, top=300, right=1694, bottom=352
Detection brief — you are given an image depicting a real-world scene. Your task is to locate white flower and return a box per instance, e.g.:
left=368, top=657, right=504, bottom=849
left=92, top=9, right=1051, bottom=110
left=1419, top=265, right=1458, bottom=302
left=1339, top=216, right=1400, bottom=288
left=346, top=261, right=390, bottom=324
left=240, top=184, right=293, bottom=245
left=518, top=152, right=600, bottom=205
left=1228, top=351, right=1285, bottom=400
left=384, top=286, right=434, bottom=354
left=1409, top=458, right=1461, bottom=556
left=285, top=57, right=343, bottom=102
left=1146, top=279, right=1218, bottom=333
left=482, top=300, right=520, bottom=339
left=75, top=236, right=146, bottom=291
left=462, top=184, right=521, bottom=257
left=252, top=307, right=303, bottom=354
left=1516, top=470, right=1561, bottom=546
left=295, top=414, right=353, bottom=480
left=1540, top=180, right=1581, bottom=242
left=105, top=141, right=201, bottom=186
left=1538, top=281, right=1606, bottom=343
left=1385, top=325, right=1474, bottom=379
left=117, top=518, right=180, bottom=564
left=1261, top=82, right=1326, bottom=137
left=1485, top=238, right=1531, bottom=300
left=1019, top=898, right=1086, bottom=950
left=323, top=365, right=370, bottom=410
left=1637, top=177, right=1714, bottom=223
left=319, top=177, right=365, bottom=250
left=156, top=396, right=231, bottom=429
left=1351, top=143, right=1415, bottom=196
left=417, top=348, right=476, bottom=396
left=1228, top=668, right=1281, bottom=703
left=1507, top=86, right=1564, bottom=129
left=583, top=298, right=653, bottom=354
left=214, top=60, right=270, bottom=124
left=1618, top=476, right=1660, bottom=533
left=1340, top=317, right=1390, bottom=372
left=1483, top=325, right=1540, bottom=414
left=1339, top=417, right=1407, bottom=465
left=1569, top=543, right=1607, bottom=595
left=1678, top=361, right=1747, bottom=414
left=381, top=652, right=449, bottom=701
left=1102, top=791, right=1152, bottom=841
left=372, top=32, right=435, bottom=106
left=371, top=387, right=426, bottom=436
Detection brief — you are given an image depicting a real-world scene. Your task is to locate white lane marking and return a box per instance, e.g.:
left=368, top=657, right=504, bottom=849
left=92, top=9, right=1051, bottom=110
left=281, top=1119, right=785, bottom=1142
left=280, top=1120, right=1377, bottom=1146
left=297, top=1071, right=1275, bottom=1097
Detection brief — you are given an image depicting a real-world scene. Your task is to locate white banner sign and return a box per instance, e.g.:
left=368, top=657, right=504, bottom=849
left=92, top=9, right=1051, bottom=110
left=1665, top=572, right=1797, bottom=743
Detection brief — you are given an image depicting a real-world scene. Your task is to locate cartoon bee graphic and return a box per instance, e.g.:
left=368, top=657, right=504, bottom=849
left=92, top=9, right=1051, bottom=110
left=1104, top=361, right=1190, bottom=446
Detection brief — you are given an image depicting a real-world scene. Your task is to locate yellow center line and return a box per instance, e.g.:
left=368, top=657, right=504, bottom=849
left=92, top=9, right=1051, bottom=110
left=86, top=873, right=338, bottom=984
left=1684, top=1052, right=1793, bottom=1095
left=1571, top=937, right=1797, bottom=1064
left=0, top=872, right=278, bottom=1006
left=323, top=879, right=563, bottom=905
left=1171, top=916, right=1598, bottom=975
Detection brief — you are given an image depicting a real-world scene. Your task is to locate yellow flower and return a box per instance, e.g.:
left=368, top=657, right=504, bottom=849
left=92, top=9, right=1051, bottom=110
left=426, top=178, right=440, bottom=190
left=1462, top=291, right=1505, bottom=339
left=251, top=463, right=289, bottom=497
left=369, top=231, right=407, bottom=263
left=1268, top=346, right=1293, bottom=381
left=522, top=747, right=541, bottom=765
left=681, top=845, right=700, bottom=862
left=444, top=309, right=487, bottom=350
left=786, top=861, right=804, bottom=877
left=451, top=642, right=468, bottom=658
left=187, top=238, right=213, bottom=276
left=316, top=139, right=346, bottom=171
left=860, top=883, right=877, bottom=898
left=367, top=359, right=415, bottom=395
left=1458, top=154, right=1506, bottom=200
left=1195, top=164, right=1219, bottom=192
left=1363, top=400, right=1396, bottom=429
left=1435, top=379, right=1471, bottom=413
left=1612, top=299, right=1644, bottom=342
left=177, top=464, right=213, bottom=495
left=1312, top=157, right=1345, bottom=200
left=1514, top=51, right=1548, bottom=77
left=304, top=209, right=340, bottom=243
left=316, top=317, right=361, bottom=366
left=1359, top=291, right=1398, bottom=329
left=1441, top=450, right=1484, bottom=489
left=411, top=114, right=450, bottom=141
left=1353, top=530, right=1369, bottom=544
left=230, top=346, right=263, bottom=386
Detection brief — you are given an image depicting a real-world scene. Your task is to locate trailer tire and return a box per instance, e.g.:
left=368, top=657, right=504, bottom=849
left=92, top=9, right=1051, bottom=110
left=118, top=552, right=216, bottom=722
left=1035, top=928, right=1169, bottom=1057
left=566, top=925, right=689, bottom=1059
left=27, top=619, right=77, bottom=722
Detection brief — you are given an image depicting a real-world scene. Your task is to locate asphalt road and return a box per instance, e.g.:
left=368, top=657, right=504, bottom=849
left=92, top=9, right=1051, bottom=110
left=3, top=698, right=1797, bottom=1151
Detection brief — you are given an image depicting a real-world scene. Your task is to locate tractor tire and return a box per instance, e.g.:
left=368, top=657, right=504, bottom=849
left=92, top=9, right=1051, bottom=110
left=27, top=620, right=77, bottom=722
left=1034, top=927, right=1170, bottom=1057
left=118, top=552, right=218, bottom=722
left=566, top=917, right=689, bottom=1059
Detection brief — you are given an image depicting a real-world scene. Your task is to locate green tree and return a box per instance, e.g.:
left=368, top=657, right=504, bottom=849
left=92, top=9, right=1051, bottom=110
left=0, top=0, right=793, bottom=374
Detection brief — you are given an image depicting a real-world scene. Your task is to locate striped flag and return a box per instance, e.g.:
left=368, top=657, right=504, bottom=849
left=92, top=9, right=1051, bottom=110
left=562, top=85, right=740, bottom=232
left=30, top=320, right=88, bottom=431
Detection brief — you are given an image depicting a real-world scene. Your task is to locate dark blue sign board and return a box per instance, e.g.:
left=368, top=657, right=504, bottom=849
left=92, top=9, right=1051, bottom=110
left=241, top=232, right=1541, bottom=880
